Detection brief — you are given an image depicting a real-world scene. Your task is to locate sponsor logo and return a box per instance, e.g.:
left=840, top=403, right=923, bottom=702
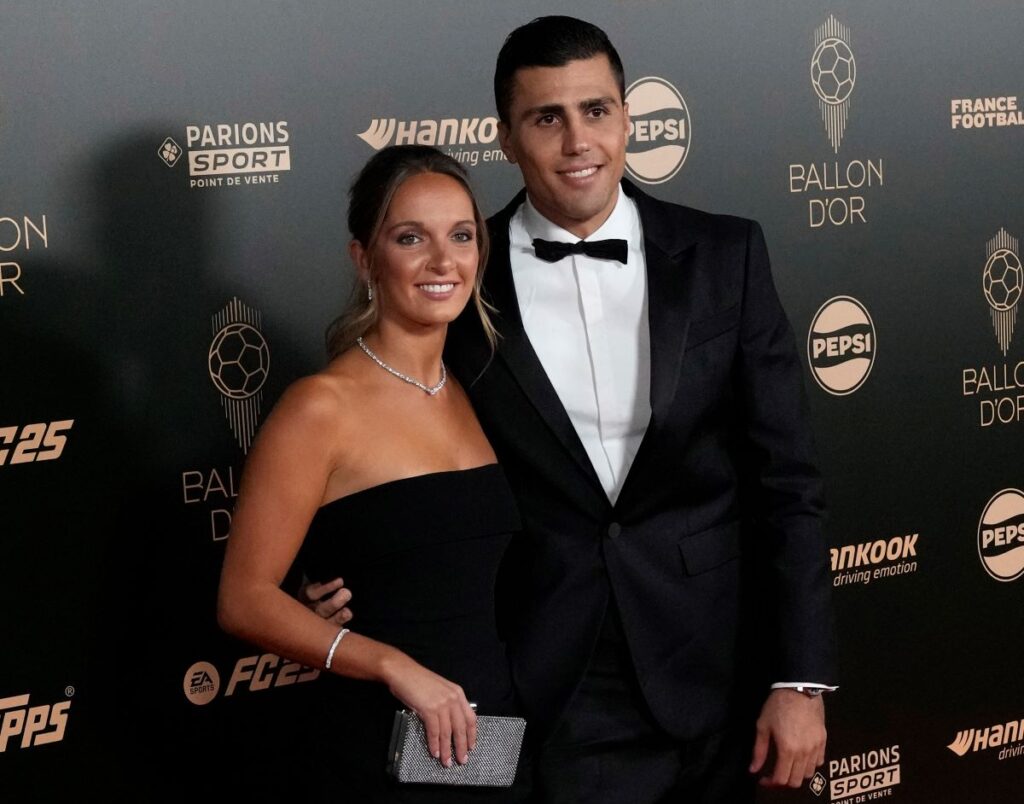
left=356, top=115, right=506, bottom=168
left=181, top=465, right=239, bottom=542
left=157, top=137, right=182, bottom=168
left=983, top=228, right=1021, bottom=355
left=831, top=533, right=919, bottom=588
left=951, top=96, right=1024, bottom=130
left=181, top=299, right=268, bottom=542
left=183, top=661, right=220, bottom=706
left=789, top=18, right=885, bottom=228
left=624, top=76, right=691, bottom=184
left=159, top=121, right=291, bottom=189
left=0, top=689, right=73, bottom=752
left=977, top=489, right=1024, bottom=582
left=807, top=296, right=876, bottom=395
left=811, top=15, right=856, bottom=153
left=0, top=420, right=74, bottom=467
left=810, top=744, right=901, bottom=803
left=948, top=716, right=1024, bottom=760
left=0, top=214, right=48, bottom=298
left=961, top=229, right=1024, bottom=427
left=209, top=298, right=269, bottom=454
left=182, top=655, right=319, bottom=705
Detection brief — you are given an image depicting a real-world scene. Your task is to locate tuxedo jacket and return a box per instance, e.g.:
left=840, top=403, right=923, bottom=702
left=446, top=179, right=838, bottom=741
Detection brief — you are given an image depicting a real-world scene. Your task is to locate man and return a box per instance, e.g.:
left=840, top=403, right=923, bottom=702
left=316, top=16, right=838, bottom=802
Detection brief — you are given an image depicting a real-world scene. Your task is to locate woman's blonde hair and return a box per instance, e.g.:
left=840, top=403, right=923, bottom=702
left=326, top=145, right=496, bottom=360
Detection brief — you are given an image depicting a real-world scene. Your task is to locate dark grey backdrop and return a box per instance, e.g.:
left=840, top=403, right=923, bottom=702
left=2, top=1, right=1023, bottom=801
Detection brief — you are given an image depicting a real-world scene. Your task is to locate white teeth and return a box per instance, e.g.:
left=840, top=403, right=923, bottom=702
left=564, top=166, right=597, bottom=178
left=419, top=283, right=454, bottom=293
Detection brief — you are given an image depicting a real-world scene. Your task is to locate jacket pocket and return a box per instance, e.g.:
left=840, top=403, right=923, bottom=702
left=685, top=304, right=740, bottom=351
left=678, top=520, right=742, bottom=575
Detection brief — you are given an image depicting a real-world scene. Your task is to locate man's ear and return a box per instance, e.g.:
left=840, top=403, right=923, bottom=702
left=622, top=101, right=631, bottom=141
left=498, top=121, right=517, bottom=164
left=348, top=239, right=369, bottom=281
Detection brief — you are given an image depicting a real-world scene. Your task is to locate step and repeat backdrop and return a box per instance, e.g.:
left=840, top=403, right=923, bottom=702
left=2, top=0, right=1023, bottom=800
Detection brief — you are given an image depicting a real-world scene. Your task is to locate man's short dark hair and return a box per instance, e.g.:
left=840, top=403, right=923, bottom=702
left=494, top=16, right=625, bottom=123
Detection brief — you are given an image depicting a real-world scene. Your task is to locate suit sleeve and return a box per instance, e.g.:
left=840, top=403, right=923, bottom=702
left=736, top=219, right=838, bottom=687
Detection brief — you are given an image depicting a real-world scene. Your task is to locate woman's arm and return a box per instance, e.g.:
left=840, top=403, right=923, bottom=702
left=216, top=376, right=476, bottom=766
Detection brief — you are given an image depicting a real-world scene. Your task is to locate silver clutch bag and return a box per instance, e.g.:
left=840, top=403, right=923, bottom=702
left=386, top=709, right=526, bottom=787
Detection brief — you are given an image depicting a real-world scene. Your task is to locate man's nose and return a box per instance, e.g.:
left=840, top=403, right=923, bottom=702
left=562, top=115, right=590, bottom=156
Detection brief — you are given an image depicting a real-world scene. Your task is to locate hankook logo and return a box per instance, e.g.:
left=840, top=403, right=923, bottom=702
left=624, top=76, right=690, bottom=185
left=807, top=296, right=876, bottom=396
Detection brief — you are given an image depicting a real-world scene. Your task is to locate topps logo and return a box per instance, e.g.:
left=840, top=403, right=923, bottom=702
left=0, top=693, right=71, bottom=752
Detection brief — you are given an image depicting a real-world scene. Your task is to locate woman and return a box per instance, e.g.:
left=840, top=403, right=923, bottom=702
left=217, top=145, right=527, bottom=800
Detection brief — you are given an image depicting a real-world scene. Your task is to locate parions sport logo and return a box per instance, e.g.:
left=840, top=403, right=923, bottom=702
left=183, top=656, right=318, bottom=705
left=356, top=114, right=506, bottom=168
left=977, top=489, right=1024, bottom=582
left=809, top=744, right=901, bottom=803
left=158, top=120, right=291, bottom=189
left=807, top=296, right=876, bottom=396
left=624, top=76, right=690, bottom=185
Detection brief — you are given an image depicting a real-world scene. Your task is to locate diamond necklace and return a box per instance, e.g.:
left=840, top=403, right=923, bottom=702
left=356, top=336, right=447, bottom=396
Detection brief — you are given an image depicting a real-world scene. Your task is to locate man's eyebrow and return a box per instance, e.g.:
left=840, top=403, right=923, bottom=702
left=519, top=96, right=620, bottom=121
left=519, top=102, right=567, bottom=120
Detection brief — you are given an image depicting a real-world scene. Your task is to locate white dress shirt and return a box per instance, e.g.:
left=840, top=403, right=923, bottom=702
left=509, top=186, right=650, bottom=505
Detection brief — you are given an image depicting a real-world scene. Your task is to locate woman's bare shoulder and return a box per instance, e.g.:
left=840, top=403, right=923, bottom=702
left=260, top=357, right=364, bottom=441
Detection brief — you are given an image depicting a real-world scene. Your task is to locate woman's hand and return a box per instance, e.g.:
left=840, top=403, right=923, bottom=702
left=383, top=656, right=477, bottom=768
left=298, top=576, right=353, bottom=625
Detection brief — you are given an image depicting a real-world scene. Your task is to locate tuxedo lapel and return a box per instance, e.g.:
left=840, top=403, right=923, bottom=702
left=616, top=182, right=700, bottom=509
left=627, top=181, right=699, bottom=427
left=484, top=195, right=606, bottom=495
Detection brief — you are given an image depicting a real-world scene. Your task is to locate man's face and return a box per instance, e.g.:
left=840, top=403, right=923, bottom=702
left=499, top=54, right=629, bottom=239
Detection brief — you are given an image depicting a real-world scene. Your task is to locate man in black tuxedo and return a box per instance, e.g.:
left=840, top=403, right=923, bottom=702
left=442, top=15, right=838, bottom=803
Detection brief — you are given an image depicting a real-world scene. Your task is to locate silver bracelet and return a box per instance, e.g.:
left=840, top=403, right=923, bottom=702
left=325, top=627, right=350, bottom=670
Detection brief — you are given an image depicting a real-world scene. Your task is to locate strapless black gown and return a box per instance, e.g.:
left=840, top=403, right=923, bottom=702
left=297, top=465, right=530, bottom=801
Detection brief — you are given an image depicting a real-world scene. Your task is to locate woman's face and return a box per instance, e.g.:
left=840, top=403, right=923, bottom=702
left=363, top=171, right=479, bottom=331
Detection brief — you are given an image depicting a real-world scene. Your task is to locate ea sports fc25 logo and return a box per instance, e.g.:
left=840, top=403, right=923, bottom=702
left=624, top=77, right=691, bottom=185
left=807, top=296, right=876, bottom=396
left=978, top=489, right=1024, bottom=582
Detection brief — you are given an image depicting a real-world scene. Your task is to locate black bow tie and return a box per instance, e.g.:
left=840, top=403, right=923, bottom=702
left=532, top=237, right=628, bottom=265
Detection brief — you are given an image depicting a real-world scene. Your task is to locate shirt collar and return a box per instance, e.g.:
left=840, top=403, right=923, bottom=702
left=520, top=183, right=638, bottom=245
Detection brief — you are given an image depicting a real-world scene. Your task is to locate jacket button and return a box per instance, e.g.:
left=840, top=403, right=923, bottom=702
left=607, top=522, right=622, bottom=539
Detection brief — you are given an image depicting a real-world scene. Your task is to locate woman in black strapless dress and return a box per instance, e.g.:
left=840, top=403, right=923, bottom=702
left=218, top=146, right=529, bottom=801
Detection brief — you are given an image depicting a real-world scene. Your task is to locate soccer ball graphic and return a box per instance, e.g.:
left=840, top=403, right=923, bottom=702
left=208, top=323, right=270, bottom=399
left=983, top=248, right=1023, bottom=311
left=811, top=38, right=856, bottom=105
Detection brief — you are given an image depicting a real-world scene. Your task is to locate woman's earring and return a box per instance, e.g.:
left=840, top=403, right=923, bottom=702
left=367, top=280, right=373, bottom=302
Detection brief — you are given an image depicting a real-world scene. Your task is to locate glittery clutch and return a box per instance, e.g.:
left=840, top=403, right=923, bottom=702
left=386, top=709, right=526, bottom=786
